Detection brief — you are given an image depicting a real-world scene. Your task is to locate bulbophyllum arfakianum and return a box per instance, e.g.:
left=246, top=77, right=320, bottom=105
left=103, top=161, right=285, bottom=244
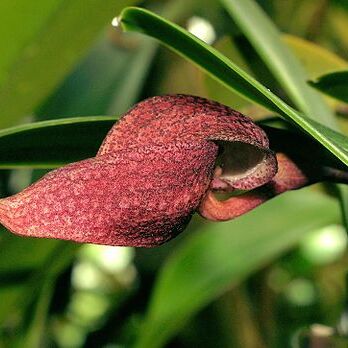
left=0, top=95, right=347, bottom=247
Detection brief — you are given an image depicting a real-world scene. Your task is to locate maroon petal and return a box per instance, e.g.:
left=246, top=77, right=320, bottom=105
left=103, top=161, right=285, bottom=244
left=0, top=95, right=278, bottom=247
left=0, top=143, right=217, bottom=247
left=99, top=95, right=272, bottom=156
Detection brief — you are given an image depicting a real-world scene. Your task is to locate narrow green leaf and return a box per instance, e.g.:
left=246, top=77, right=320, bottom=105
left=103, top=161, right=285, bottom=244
left=309, top=71, right=348, bottom=104
left=203, top=36, right=254, bottom=110
left=135, top=190, right=340, bottom=348
left=203, top=33, right=348, bottom=111
left=0, top=116, right=116, bottom=168
left=220, top=0, right=336, bottom=127
left=0, top=0, right=138, bottom=129
left=0, top=115, right=347, bottom=170
left=119, top=7, right=348, bottom=167
left=120, top=8, right=277, bottom=112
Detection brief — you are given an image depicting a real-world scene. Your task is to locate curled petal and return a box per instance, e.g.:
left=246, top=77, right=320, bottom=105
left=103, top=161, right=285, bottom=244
left=199, top=153, right=312, bottom=221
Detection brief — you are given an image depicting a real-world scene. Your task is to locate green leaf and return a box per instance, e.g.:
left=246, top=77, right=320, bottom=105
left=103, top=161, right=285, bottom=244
left=134, top=190, right=340, bottom=348
left=119, top=7, right=348, bottom=168
left=309, top=71, right=348, bottom=104
left=119, top=8, right=276, bottom=112
left=0, top=0, right=138, bottom=129
left=220, top=0, right=336, bottom=128
left=203, top=33, right=348, bottom=112
left=0, top=116, right=116, bottom=168
left=203, top=36, right=254, bottom=110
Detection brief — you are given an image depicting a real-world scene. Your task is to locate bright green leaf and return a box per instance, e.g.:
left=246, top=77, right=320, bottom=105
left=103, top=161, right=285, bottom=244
left=119, top=7, right=348, bottom=167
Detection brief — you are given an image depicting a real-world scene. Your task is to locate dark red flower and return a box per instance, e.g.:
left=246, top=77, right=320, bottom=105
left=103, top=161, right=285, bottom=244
left=0, top=95, right=346, bottom=247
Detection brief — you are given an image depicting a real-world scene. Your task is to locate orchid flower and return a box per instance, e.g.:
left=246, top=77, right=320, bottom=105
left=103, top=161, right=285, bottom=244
left=0, top=95, right=346, bottom=247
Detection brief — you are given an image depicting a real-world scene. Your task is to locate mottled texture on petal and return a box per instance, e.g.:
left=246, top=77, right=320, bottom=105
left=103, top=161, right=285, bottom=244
left=0, top=143, right=216, bottom=247
left=0, top=94, right=278, bottom=247
left=99, top=95, right=271, bottom=154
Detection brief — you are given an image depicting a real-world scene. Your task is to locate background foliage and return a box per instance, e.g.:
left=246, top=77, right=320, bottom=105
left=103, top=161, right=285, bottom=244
left=1, top=0, right=348, bottom=347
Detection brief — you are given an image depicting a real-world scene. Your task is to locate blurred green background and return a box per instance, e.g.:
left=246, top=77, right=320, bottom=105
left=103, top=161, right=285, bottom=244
left=1, top=0, right=348, bottom=347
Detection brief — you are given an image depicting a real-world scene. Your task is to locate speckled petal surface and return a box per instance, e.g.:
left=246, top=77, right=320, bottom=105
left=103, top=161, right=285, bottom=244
left=0, top=94, right=278, bottom=247
left=0, top=143, right=216, bottom=247
left=99, top=95, right=271, bottom=154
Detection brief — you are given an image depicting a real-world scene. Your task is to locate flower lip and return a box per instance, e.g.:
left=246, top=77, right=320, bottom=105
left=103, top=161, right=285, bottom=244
left=213, top=140, right=278, bottom=191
